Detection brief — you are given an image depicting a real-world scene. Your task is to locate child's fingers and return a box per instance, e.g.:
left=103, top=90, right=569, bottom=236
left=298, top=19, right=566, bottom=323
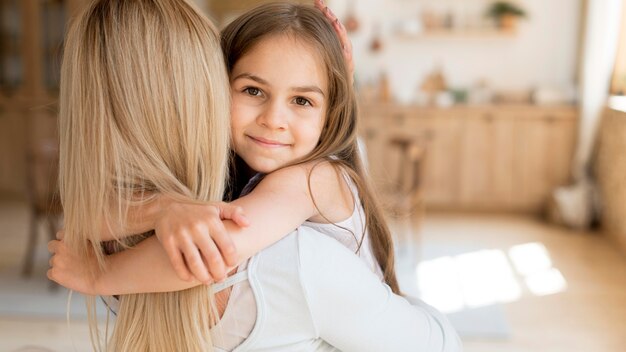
left=181, top=239, right=211, bottom=283
left=231, top=208, right=250, bottom=227
left=164, top=243, right=192, bottom=281
left=224, top=209, right=249, bottom=227
left=197, top=236, right=227, bottom=283
left=48, top=253, right=56, bottom=268
left=206, top=217, right=238, bottom=267
left=47, top=267, right=64, bottom=286
left=218, top=203, right=249, bottom=227
left=183, top=247, right=211, bottom=284
left=47, top=240, right=58, bottom=254
left=46, top=268, right=55, bottom=282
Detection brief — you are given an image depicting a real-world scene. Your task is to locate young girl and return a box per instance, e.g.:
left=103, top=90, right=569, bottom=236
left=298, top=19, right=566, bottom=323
left=51, top=0, right=400, bottom=296
left=184, top=0, right=399, bottom=289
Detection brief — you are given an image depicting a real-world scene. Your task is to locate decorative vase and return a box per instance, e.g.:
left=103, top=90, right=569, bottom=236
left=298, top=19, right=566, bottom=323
left=344, top=0, right=359, bottom=32
left=498, top=14, right=517, bottom=31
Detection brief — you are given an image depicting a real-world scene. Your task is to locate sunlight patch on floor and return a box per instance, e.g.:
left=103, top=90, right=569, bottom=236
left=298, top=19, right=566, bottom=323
left=417, top=242, right=567, bottom=313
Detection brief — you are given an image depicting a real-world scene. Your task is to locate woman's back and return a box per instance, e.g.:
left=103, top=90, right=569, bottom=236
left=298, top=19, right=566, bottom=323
left=211, top=226, right=461, bottom=352
left=58, top=0, right=230, bottom=350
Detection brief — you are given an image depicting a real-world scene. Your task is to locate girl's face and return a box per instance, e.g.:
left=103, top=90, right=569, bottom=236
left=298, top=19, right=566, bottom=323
left=230, top=35, right=328, bottom=174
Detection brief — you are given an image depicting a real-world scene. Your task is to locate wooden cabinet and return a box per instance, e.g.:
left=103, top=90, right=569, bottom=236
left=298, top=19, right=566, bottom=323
left=509, top=109, right=578, bottom=210
left=359, top=104, right=577, bottom=213
left=459, top=111, right=516, bottom=208
left=0, top=0, right=85, bottom=199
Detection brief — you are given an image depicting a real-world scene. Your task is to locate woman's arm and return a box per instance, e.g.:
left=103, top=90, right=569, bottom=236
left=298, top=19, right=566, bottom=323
left=297, top=227, right=463, bottom=352
left=98, top=199, right=160, bottom=241
left=47, top=235, right=198, bottom=295
left=314, top=0, right=354, bottom=85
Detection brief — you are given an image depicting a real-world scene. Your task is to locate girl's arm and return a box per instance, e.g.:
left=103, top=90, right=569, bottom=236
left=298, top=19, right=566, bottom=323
left=152, top=162, right=352, bottom=282
left=98, top=197, right=245, bottom=243
left=49, top=162, right=352, bottom=295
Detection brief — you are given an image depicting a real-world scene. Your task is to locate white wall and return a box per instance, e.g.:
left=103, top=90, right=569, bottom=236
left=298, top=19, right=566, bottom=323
left=329, top=0, right=582, bottom=103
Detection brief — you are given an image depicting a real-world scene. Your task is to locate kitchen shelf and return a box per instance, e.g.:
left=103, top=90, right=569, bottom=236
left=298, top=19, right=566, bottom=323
left=395, top=28, right=516, bottom=40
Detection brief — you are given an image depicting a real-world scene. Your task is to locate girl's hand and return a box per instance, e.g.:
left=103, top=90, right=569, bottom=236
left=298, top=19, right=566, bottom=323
left=315, top=0, right=354, bottom=84
left=47, top=231, right=101, bottom=295
left=155, top=201, right=249, bottom=284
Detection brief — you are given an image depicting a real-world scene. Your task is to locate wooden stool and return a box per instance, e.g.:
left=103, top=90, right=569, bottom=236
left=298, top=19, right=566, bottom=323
left=384, top=134, right=429, bottom=265
left=22, top=138, right=62, bottom=290
left=386, top=135, right=427, bottom=217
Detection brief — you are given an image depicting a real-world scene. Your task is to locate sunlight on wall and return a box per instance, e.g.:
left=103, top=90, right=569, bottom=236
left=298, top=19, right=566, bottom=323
left=417, top=242, right=567, bottom=313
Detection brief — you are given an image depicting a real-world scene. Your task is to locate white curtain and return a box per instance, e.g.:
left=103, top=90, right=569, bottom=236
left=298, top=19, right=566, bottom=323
left=553, top=0, right=622, bottom=229
left=574, top=0, right=623, bottom=178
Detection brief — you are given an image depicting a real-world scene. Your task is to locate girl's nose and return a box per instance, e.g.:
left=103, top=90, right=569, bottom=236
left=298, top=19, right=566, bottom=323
left=257, top=101, right=288, bottom=130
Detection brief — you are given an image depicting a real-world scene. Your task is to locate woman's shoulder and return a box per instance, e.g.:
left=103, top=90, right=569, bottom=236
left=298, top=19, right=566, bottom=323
left=253, top=226, right=363, bottom=306
left=253, top=227, right=356, bottom=282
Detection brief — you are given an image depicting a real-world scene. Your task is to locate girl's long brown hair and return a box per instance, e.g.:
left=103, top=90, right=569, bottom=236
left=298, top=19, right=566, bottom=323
left=221, top=2, right=400, bottom=294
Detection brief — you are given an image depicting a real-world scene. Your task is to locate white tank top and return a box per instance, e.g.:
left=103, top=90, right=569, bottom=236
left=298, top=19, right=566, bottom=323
left=210, top=227, right=462, bottom=352
left=210, top=172, right=384, bottom=350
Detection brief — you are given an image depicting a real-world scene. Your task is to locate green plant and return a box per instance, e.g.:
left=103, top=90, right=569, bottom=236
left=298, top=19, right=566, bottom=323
left=485, top=1, right=527, bottom=19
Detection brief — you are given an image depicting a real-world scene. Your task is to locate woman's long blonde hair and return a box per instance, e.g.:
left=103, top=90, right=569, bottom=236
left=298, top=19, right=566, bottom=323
left=222, top=3, right=400, bottom=294
left=59, top=0, right=229, bottom=350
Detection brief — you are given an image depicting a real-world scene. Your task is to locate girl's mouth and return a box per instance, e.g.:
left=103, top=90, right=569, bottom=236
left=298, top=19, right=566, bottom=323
left=247, top=135, right=290, bottom=148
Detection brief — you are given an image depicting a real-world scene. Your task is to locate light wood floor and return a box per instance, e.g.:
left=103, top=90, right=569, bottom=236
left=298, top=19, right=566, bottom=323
left=414, top=212, right=626, bottom=352
left=1, top=201, right=625, bottom=351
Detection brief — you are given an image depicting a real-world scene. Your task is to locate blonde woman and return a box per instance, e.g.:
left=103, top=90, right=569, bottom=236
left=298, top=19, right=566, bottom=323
left=49, top=1, right=461, bottom=351
left=52, top=0, right=231, bottom=350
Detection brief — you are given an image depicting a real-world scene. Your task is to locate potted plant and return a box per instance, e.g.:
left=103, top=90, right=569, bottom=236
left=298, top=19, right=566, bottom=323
left=485, top=1, right=527, bottom=31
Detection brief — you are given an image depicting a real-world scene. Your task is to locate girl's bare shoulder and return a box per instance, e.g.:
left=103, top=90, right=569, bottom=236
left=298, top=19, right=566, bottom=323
left=256, top=161, right=354, bottom=223
left=258, top=161, right=342, bottom=191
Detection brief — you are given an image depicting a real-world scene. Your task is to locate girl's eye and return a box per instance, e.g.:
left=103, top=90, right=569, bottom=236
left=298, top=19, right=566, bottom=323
left=243, top=87, right=261, bottom=96
left=294, top=97, right=312, bottom=106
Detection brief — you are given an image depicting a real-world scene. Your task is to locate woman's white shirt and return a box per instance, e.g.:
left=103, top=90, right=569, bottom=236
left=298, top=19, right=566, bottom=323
left=211, top=173, right=383, bottom=350
left=211, top=226, right=462, bottom=352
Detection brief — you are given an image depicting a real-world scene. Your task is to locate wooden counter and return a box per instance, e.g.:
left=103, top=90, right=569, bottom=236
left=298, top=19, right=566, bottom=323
left=359, top=103, right=578, bottom=213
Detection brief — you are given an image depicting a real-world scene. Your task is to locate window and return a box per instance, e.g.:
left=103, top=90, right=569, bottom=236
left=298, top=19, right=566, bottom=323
left=610, top=1, right=626, bottom=95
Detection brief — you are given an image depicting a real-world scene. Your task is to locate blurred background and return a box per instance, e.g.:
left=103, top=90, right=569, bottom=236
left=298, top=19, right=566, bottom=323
left=1, top=0, right=625, bottom=351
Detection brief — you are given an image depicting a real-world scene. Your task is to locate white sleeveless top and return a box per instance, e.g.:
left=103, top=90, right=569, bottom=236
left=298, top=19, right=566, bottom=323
left=211, top=173, right=384, bottom=350
left=100, top=229, right=462, bottom=351
left=101, top=173, right=463, bottom=351
left=209, top=227, right=462, bottom=352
